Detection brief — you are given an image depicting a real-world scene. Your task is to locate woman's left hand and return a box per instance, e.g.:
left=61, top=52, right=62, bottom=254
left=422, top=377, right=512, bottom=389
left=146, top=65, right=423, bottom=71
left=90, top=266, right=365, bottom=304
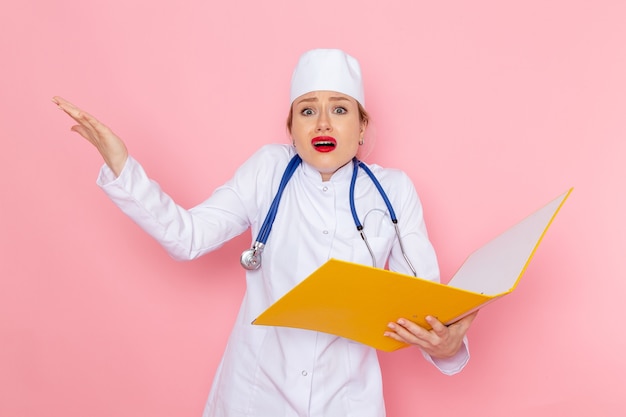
left=384, top=311, right=478, bottom=358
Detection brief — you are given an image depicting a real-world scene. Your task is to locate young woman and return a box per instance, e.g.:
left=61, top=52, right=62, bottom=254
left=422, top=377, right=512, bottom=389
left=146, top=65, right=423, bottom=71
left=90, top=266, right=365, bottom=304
left=53, top=48, right=476, bottom=417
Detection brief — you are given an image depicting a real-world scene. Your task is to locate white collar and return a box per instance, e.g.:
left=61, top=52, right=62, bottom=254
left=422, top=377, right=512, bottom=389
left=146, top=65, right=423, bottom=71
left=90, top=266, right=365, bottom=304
left=299, top=157, right=356, bottom=184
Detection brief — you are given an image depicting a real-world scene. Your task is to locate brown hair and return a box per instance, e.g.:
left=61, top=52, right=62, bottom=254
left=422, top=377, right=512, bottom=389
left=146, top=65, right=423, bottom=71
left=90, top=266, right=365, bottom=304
left=286, top=102, right=370, bottom=134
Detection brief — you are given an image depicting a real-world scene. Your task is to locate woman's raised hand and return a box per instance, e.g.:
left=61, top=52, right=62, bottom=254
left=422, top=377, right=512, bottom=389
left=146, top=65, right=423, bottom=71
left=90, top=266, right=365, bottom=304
left=53, top=96, right=129, bottom=177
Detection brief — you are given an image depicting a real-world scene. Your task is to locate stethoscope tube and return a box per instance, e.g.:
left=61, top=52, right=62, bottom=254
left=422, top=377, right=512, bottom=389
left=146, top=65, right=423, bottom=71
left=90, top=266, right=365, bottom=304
left=239, top=155, right=302, bottom=270
left=350, top=158, right=417, bottom=276
left=241, top=155, right=417, bottom=277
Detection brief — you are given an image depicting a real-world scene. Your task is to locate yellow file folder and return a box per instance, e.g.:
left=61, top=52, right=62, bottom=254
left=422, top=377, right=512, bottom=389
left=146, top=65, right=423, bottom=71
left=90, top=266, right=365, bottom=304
left=253, top=189, right=572, bottom=352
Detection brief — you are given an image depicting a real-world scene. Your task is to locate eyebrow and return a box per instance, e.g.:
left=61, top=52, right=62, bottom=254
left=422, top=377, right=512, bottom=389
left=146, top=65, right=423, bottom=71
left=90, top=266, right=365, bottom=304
left=295, top=96, right=352, bottom=105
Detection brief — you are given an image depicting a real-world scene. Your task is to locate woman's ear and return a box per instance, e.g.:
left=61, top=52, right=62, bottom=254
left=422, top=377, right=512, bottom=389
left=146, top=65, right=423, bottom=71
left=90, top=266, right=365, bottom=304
left=360, top=120, right=368, bottom=137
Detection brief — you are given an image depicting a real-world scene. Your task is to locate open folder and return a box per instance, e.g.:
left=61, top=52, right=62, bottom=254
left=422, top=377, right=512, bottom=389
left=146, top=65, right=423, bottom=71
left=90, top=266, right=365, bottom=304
left=253, top=189, right=572, bottom=352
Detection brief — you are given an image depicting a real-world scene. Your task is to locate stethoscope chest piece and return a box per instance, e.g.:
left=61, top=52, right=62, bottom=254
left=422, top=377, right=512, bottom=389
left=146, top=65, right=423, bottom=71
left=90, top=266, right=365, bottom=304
left=240, top=243, right=265, bottom=270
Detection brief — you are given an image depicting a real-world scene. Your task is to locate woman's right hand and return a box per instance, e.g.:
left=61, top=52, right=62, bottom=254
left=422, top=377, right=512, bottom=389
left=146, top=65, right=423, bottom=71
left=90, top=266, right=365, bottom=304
left=53, top=96, right=129, bottom=177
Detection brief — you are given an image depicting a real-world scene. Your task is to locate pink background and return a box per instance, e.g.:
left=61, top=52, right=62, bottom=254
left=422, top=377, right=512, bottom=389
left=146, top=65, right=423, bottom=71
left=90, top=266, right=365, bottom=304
left=1, top=0, right=625, bottom=416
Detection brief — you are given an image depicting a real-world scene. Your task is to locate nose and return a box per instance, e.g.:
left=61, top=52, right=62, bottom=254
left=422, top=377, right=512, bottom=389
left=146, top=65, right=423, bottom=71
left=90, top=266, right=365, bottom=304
left=315, top=111, right=332, bottom=132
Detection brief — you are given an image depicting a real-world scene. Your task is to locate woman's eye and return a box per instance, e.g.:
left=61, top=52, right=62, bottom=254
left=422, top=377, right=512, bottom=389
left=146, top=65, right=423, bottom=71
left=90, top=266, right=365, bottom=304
left=301, top=108, right=314, bottom=116
left=334, top=107, right=347, bottom=114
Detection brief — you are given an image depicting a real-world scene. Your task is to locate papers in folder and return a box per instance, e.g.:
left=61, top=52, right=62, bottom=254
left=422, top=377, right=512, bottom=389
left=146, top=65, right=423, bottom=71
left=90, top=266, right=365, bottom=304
left=253, top=189, right=572, bottom=352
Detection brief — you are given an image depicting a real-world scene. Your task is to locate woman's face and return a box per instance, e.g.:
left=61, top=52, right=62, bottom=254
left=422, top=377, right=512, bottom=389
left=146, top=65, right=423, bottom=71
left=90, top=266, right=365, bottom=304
left=290, top=90, right=366, bottom=181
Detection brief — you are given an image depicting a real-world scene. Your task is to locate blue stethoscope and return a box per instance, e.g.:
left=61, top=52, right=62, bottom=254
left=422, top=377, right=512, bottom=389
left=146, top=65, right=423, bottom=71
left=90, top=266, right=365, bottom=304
left=240, top=155, right=418, bottom=276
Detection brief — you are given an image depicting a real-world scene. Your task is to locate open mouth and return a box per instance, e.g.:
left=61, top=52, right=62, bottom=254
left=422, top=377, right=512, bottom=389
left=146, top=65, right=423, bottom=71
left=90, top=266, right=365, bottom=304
left=311, top=136, right=337, bottom=152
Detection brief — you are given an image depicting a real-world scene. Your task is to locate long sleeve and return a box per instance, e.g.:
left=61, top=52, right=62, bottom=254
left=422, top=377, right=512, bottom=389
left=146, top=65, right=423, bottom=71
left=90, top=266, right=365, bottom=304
left=422, top=337, right=470, bottom=375
left=96, top=156, right=250, bottom=261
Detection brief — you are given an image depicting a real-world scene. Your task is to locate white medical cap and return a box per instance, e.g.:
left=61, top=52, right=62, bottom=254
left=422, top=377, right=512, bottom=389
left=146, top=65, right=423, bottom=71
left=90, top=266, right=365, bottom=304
left=289, top=49, right=365, bottom=107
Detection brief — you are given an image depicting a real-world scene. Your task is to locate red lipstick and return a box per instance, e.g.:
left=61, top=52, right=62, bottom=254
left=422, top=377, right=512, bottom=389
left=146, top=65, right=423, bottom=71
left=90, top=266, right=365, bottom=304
left=311, top=136, right=337, bottom=153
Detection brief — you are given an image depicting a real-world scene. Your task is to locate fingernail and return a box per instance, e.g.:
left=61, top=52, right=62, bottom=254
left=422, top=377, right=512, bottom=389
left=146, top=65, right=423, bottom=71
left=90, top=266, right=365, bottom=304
left=397, top=318, right=405, bottom=325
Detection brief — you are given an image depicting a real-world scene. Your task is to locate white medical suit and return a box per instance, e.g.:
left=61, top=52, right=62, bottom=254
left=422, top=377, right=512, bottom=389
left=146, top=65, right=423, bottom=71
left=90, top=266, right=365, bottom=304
left=97, top=144, right=469, bottom=417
